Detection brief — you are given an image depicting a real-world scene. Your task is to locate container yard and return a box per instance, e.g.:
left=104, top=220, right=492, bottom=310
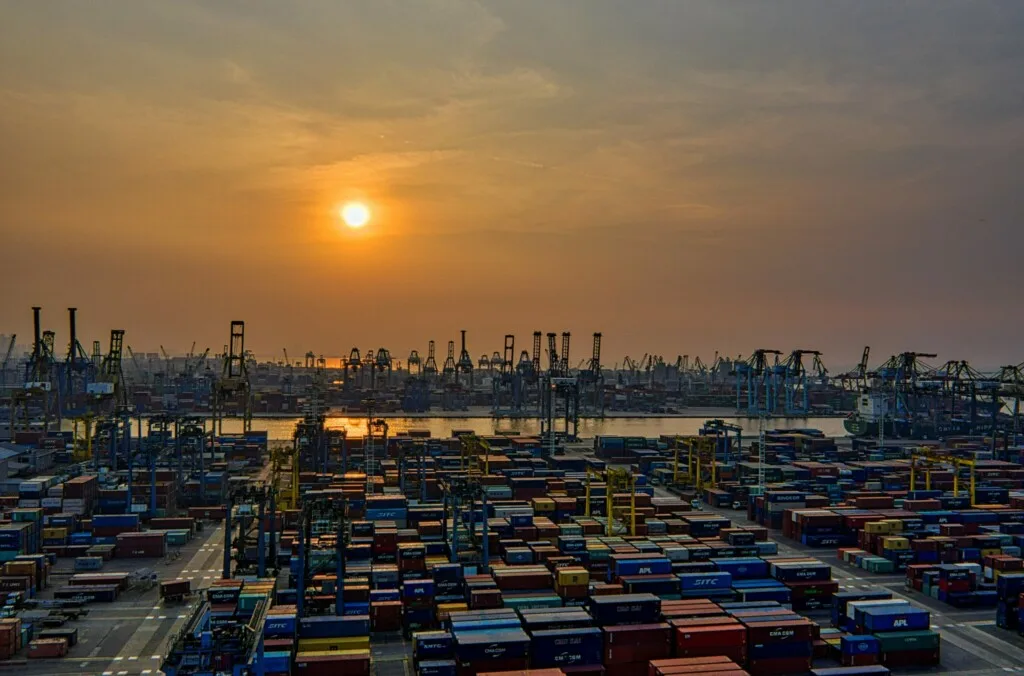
left=1, top=312, right=1024, bottom=675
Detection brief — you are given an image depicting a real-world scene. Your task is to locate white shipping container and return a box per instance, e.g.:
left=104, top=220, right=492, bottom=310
left=41, top=498, right=62, bottom=508
left=18, top=481, right=44, bottom=493
left=62, top=499, right=85, bottom=509
left=17, top=499, right=40, bottom=508
left=48, top=485, right=64, bottom=498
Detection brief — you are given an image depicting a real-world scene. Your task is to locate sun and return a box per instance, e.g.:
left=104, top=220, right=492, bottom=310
left=340, top=202, right=371, bottom=228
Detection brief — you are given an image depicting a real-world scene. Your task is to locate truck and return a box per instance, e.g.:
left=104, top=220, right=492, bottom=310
left=159, top=579, right=192, bottom=604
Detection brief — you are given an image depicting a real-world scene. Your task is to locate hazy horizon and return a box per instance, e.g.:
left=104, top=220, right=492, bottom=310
left=3, top=2, right=1023, bottom=367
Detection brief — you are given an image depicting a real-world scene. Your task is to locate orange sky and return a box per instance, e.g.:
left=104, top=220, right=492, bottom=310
left=2, top=2, right=1023, bottom=368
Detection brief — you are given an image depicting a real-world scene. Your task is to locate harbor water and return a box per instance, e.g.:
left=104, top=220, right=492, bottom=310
left=197, top=415, right=849, bottom=441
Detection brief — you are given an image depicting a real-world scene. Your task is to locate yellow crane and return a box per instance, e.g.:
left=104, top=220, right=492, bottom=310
left=270, top=445, right=300, bottom=510
left=671, top=435, right=718, bottom=490
left=585, top=466, right=638, bottom=536
left=459, top=434, right=493, bottom=475
left=71, top=414, right=96, bottom=463
left=909, top=449, right=977, bottom=505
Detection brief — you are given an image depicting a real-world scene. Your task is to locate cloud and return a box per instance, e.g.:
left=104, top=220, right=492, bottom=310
left=2, top=1, right=1024, bottom=363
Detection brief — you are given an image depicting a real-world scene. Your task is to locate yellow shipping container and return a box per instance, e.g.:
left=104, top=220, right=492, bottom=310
left=864, top=522, right=892, bottom=535
left=881, top=519, right=904, bottom=532
left=556, top=568, right=590, bottom=587
left=437, top=602, right=468, bottom=620
left=981, top=548, right=1001, bottom=558
left=532, top=498, right=556, bottom=513
left=297, top=636, right=369, bottom=652
left=42, top=528, right=68, bottom=539
left=881, top=537, right=910, bottom=551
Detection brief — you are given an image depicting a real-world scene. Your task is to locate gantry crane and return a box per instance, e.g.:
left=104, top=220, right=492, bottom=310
left=456, top=330, right=474, bottom=387
left=343, top=347, right=362, bottom=389
left=0, top=334, right=15, bottom=388
left=423, top=341, right=439, bottom=381
left=294, top=493, right=348, bottom=618
left=780, top=350, right=827, bottom=415
left=212, top=321, right=253, bottom=434
left=669, top=435, right=718, bottom=491
left=733, top=349, right=782, bottom=414
left=271, top=443, right=300, bottom=511
left=578, top=332, right=604, bottom=415
left=540, top=332, right=580, bottom=440
left=64, top=307, right=94, bottom=403
left=492, top=335, right=525, bottom=416
left=585, top=466, right=639, bottom=535
left=909, top=449, right=978, bottom=505
left=442, top=341, right=456, bottom=383
left=13, top=307, right=58, bottom=432
left=439, top=473, right=491, bottom=571
left=224, top=481, right=278, bottom=580
left=875, top=351, right=937, bottom=424
left=837, top=346, right=871, bottom=392
left=459, top=433, right=494, bottom=475
left=407, top=349, right=422, bottom=377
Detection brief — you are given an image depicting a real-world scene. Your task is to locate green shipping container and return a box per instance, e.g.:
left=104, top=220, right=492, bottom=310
left=864, top=558, right=895, bottom=574
left=502, top=595, right=562, bottom=610
left=237, top=593, right=266, bottom=611
left=874, top=630, right=941, bottom=652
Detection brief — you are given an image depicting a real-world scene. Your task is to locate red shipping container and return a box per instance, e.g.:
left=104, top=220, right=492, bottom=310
left=676, top=624, right=747, bottom=654
left=744, top=620, right=815, bottom=644
left=295, top=652, right=370, bottom=676
left=658, top=670, right=747, bottom=676
left=458, top=658, right=529, bottom=676
left=560, top=666, right=606, bottom=676
left=842, top=652, right=879, bottom=667
left=649, top=657, right=736, bottom=676
left=604, top=663, right=649, bottom=676
left=880, top=649, right=940, bottom=667
left=370, top=601, right=402, bottom=632
left=604, top=622, right=672, bottom=646
left=746, top=657, right=811, bottom=675
left=479, top=671, right=564, bottom=676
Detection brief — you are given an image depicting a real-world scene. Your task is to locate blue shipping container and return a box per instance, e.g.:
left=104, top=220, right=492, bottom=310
left=298, top=615, right=370, bottom=638
left=263, top=614, right=296, bottom=637
left=418, top=661, right=457, bottom=676
left=679, top=572, right=732, bottom=591
left=531, top=627, right=602, bottom=667
left=454, top=629, right=530, bottom=662
left=860, top=607, right=930, bottom=633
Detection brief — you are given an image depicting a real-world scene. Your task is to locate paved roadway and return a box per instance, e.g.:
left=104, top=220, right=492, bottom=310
left=10, top=522, right=225, bottom=676
left=650, top=485, right=1024, bottom=676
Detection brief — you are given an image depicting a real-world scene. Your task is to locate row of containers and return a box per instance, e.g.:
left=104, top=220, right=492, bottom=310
left=251, top=509, right=941, bottom=675
left=408, top=588, right=936, bottom=676
left=162, top=578, right=373, bottom=676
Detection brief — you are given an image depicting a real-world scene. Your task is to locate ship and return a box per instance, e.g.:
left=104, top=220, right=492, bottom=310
left=844, top=390, right=996, bottom=439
